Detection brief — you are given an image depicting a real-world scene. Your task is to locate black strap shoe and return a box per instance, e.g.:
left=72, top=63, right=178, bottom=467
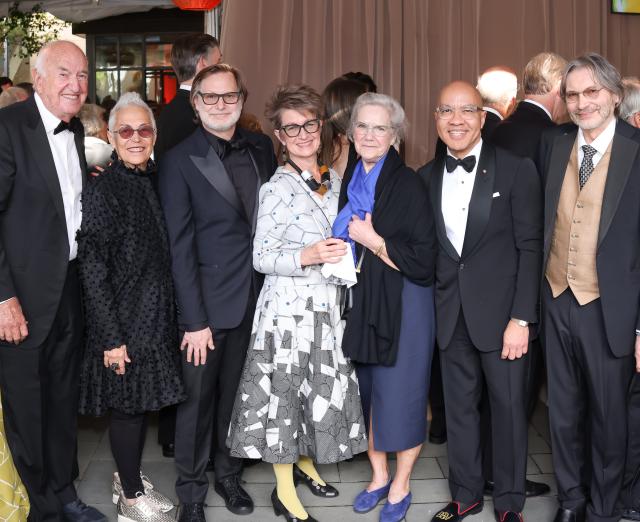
left=178, top=503, right=206, bottom=522
left=62, top=499, right=107, bottom=522
left=431, top=501, right=484, bottom=521
left=214, top=475, right=254, bottom=515
left=271, top=488, right=318, bottom=522
left=495, top=510, right=524, bottom=522
left=484, top=479, right=550, bottom=498
left=293, top=465, right=339, bottom=498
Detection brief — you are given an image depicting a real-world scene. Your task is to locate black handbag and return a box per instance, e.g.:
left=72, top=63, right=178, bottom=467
left=339, top=285, right=354, bottom=320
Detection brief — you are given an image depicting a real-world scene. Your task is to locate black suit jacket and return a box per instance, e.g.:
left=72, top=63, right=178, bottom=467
left=159, top=126, right=277, bottom=331
left=539, top=119, right=640, bottom=358
left=418, top=143, right=543, bottom=351
left=154, top=89, right=198, bottom=165
left=491, top=101, right=555, bottom=168
left=434, top=109, right=502, bottom=158
left=0, top=96, right=87, bottom=349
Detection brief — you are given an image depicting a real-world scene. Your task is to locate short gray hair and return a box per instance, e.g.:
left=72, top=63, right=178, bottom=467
left=78, top=104, right=106, bottom=137
left=620, top=77, right=640, bottom=122
left=348, top=92, right=408, bottom=144
left=560, top=53, right=623, bottom=113
left=108, top=92, right=156, bottom=132
left=477, top=69, right=518, bottom=105
left=522, top=52, right=567, bottom=95
left=0, top=86, right=28, bottom=109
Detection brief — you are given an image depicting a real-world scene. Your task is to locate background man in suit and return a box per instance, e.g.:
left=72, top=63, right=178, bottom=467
left=159, top=63, right=277, bottom=522
left=0, top=41, right=105, bottom=522
left=539, top=53, right=640, bottom=522
left=620, top=76, right=640, bottom=522
left=420, top=81, right=542, bottom=522
left=154, top=33, right=222, bottom=166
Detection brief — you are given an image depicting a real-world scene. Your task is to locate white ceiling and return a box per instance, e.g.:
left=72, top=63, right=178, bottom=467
left=0, top=1, right=176, bottom=22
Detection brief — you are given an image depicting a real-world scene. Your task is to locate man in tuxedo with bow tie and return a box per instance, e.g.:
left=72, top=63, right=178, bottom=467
left=539, top=54, right=640, bottom=522
left=418, top=81, right=543, bottom=522
left=0, top=41, right=106, bottom=522
left=159, top=63, right=276, bottom=522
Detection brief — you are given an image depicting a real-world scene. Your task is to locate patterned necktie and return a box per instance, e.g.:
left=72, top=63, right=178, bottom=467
left=579, top=144, right=597, bottom=190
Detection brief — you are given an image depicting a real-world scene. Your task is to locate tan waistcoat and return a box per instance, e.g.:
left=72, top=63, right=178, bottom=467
left=545, top=141, right=612, bottom=305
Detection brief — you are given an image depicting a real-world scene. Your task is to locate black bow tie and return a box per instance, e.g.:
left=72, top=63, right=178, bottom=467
left=445, top=155, right=476, bottom=173
left=53, top=117, right=82, bottom=135
left=215, top=135, right=248, bottom=159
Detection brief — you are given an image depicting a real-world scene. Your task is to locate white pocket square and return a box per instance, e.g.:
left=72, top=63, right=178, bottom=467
left=492, top=192, right=500, bottom=198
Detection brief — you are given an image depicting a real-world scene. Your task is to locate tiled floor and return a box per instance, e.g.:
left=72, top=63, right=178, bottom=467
left=76, top=402, right=558, bottom=521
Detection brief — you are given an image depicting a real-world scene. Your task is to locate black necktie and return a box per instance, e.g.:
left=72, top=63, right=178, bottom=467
left=53, top=117, right=82, bottom=135
left=445, top=154, right=476, bottom=173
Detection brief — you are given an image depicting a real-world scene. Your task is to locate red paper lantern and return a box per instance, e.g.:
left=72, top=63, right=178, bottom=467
left=172, top=0, right=222, bottom=10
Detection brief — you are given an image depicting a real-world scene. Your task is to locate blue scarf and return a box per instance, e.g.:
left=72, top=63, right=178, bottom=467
left=332, top=153, right=387, bottom=260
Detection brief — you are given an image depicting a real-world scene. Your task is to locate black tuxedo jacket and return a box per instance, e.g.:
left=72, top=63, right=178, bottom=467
left=418, top=143, right=543, bottom=351
left=154, top=89, right=198, bottom=164
left=539, top=119, right=640, bottom=358
left=0, top=96, right=87, bottom=349
left=491, top=101, right=555, bottom=168
left=159, top=126, right=276, bottom=331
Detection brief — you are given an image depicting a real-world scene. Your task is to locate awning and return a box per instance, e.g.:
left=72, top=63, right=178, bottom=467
left=0, top=1, right=175, bottom=22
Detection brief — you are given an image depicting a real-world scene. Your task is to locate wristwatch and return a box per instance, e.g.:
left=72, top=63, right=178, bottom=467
left=511, top=318, right=529, bottom=327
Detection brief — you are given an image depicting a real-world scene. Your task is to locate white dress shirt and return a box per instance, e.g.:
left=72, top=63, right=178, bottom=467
left=441, top=139, right=484, bottom=256
left=34, top=93, right=83, bottom=260
left=577, top=117, right=616, bottom=169
left=483, top=107, right=503, bottom=120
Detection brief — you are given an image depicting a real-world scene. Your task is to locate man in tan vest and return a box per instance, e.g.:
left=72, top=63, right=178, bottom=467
left=539, top=54, right=640, bottom=522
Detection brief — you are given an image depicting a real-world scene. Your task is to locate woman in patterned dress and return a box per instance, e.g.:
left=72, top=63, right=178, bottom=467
left=227, top=85, right=367, bottom=522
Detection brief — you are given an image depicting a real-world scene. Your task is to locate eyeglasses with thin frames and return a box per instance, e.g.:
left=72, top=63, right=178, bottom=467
left=353, top=122, right=393, bottom=137
left=280, top=118, right=321, bottom=138
left=112, top=125, right=155, bottom=140
left=435, top=105, right=483, bottom=120
left=197, top=91, right=242, bottom=105
left=564, top=87, right=605, bottom=104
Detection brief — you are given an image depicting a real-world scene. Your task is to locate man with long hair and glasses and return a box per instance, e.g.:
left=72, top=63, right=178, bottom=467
left=158, top=63, right=277, bottom=522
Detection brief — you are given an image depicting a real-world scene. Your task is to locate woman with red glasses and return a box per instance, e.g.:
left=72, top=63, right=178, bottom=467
left=76, top=92, right=185, bottom=522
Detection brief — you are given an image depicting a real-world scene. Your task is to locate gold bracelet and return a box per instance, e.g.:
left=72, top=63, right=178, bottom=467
left=374, top=239, right=385, bottom=257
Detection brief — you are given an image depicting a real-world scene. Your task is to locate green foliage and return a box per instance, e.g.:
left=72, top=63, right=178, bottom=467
left=0, top=2, right=68, bottom=58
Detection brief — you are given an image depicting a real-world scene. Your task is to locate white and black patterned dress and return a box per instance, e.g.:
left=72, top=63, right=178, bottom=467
left=226, top=167, right=367, bottom=464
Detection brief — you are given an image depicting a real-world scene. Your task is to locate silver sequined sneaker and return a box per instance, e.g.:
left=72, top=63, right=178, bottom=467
left=112, top=472, right=174, bottom=513
left=117, top=494, right=176, bottom=522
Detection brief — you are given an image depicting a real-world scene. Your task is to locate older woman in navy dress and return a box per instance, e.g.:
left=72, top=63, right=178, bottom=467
left=333, top=93, right=437, bottom=522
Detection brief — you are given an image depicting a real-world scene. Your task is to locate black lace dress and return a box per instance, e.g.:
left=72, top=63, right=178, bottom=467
left=77, top=157, right=185, bottom=416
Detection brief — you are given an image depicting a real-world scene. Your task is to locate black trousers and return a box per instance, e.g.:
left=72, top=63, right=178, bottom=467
left=428, top=347, right=447, bottom=440
left=174, top=297, right=254, bottom=504
left=440, top=312, right=528, bottom=513
left=0, top=262, right=83, bottom=522
left=622, top=374, right=640, bottom=511
left=543, top=283, right=633, bottom=522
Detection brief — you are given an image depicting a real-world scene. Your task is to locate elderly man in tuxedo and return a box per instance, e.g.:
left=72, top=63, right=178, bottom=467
left=539, top=54, right=640, bottom=522
left=0, top=41, right=105, bottom=522
left=419, top=81, right=542, bottom=522
left=159, top=63, right=276, bottom=522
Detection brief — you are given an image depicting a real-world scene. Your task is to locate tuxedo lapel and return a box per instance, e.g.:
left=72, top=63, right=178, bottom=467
left=544, top=130, right=575, bottom=244
left=430, top=156, right=460, bottom=262
left=598, top=121, right=640, bottom=246
left=244, top=145, right=262, bottom=235
left=73, top=126, right=88, bottom=188
left=461, top=144, right=495, bottom=258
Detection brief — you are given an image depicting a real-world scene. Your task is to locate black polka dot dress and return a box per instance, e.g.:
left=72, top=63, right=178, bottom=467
left=77, top=157, right=185, bottom=416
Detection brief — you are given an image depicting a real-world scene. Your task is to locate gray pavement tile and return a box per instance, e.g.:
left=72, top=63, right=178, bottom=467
left=531, top=453, right=554, bottom=474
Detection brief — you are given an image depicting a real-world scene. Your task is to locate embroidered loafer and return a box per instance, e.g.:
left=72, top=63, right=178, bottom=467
left=380, top=492, right=412, bottom=522
left=353, top=480, right=392, bottom=514
left=430, top=501, right=484, bottom=521
left=293, top=465, right=339, bottom=498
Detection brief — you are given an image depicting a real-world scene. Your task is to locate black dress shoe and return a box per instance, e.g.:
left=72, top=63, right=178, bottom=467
left=271, top=488, right=318, bottom=522
left=431, top=501, right=483, bottom=521
left=162, top=443, right=175, bottom=458
left=484, top=479, right=550, bottom=497
left=214, top=475, right=254, bottom=515
left=495, top=510, right=524, bottom=522
left=178, top=503, right=206, bottom=522
left=553, top=508, right=582, bottom=522
left=428, top=432, right=447, bottom=445
left=293, top=465, right=339, bottom=497
left=206, top=457, right=215, bottom=472
left=62, top=499, right=107, bottom=522
left=623, top=507, right=640, bottom=521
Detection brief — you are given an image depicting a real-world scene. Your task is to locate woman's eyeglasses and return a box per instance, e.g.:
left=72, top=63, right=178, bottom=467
left=197, top=91, right=242, bottom=105
left=280, top=118, right=321, bottom=138
left=112, top=125, right=155, bottom=140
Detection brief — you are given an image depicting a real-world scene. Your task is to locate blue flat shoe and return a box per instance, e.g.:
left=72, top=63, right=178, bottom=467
left=353, top=480, right=392, bottom=514
left=380, top=492, right=412, bottom=522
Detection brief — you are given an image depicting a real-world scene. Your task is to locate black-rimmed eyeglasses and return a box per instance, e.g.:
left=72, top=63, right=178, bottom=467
left=196, top=91, right=242, bottom=105
left=279, top=118, right=321, bottom=138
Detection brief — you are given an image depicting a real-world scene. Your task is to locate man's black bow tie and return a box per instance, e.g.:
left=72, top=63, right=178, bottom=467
left=445, top=154, right=476, bottom=173
left=53, top=117, right=82, bottom=135
left=216, top=135, right=248, bottom=159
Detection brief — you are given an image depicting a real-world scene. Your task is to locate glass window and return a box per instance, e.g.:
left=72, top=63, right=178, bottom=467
left=95, top=70, right=118, bottom=105
left=95, top=36, right=118, bottom=68
left=119, top=35, right=143, bottom=68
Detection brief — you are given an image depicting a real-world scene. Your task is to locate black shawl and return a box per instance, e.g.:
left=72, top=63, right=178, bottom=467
left=339, top=147, right=436, bottom=366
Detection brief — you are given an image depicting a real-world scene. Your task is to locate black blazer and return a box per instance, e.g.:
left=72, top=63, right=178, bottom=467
left=154, top=89, right=198, bottom=164
left=539, top=119, right=640, bottom=358
left=158, top=126, right=276, bottom=331
left=418, top=143, right=543, bottom=352
left=0, top=96, right=87, bottom=349
left=491, top=101, right=555, bottom=168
